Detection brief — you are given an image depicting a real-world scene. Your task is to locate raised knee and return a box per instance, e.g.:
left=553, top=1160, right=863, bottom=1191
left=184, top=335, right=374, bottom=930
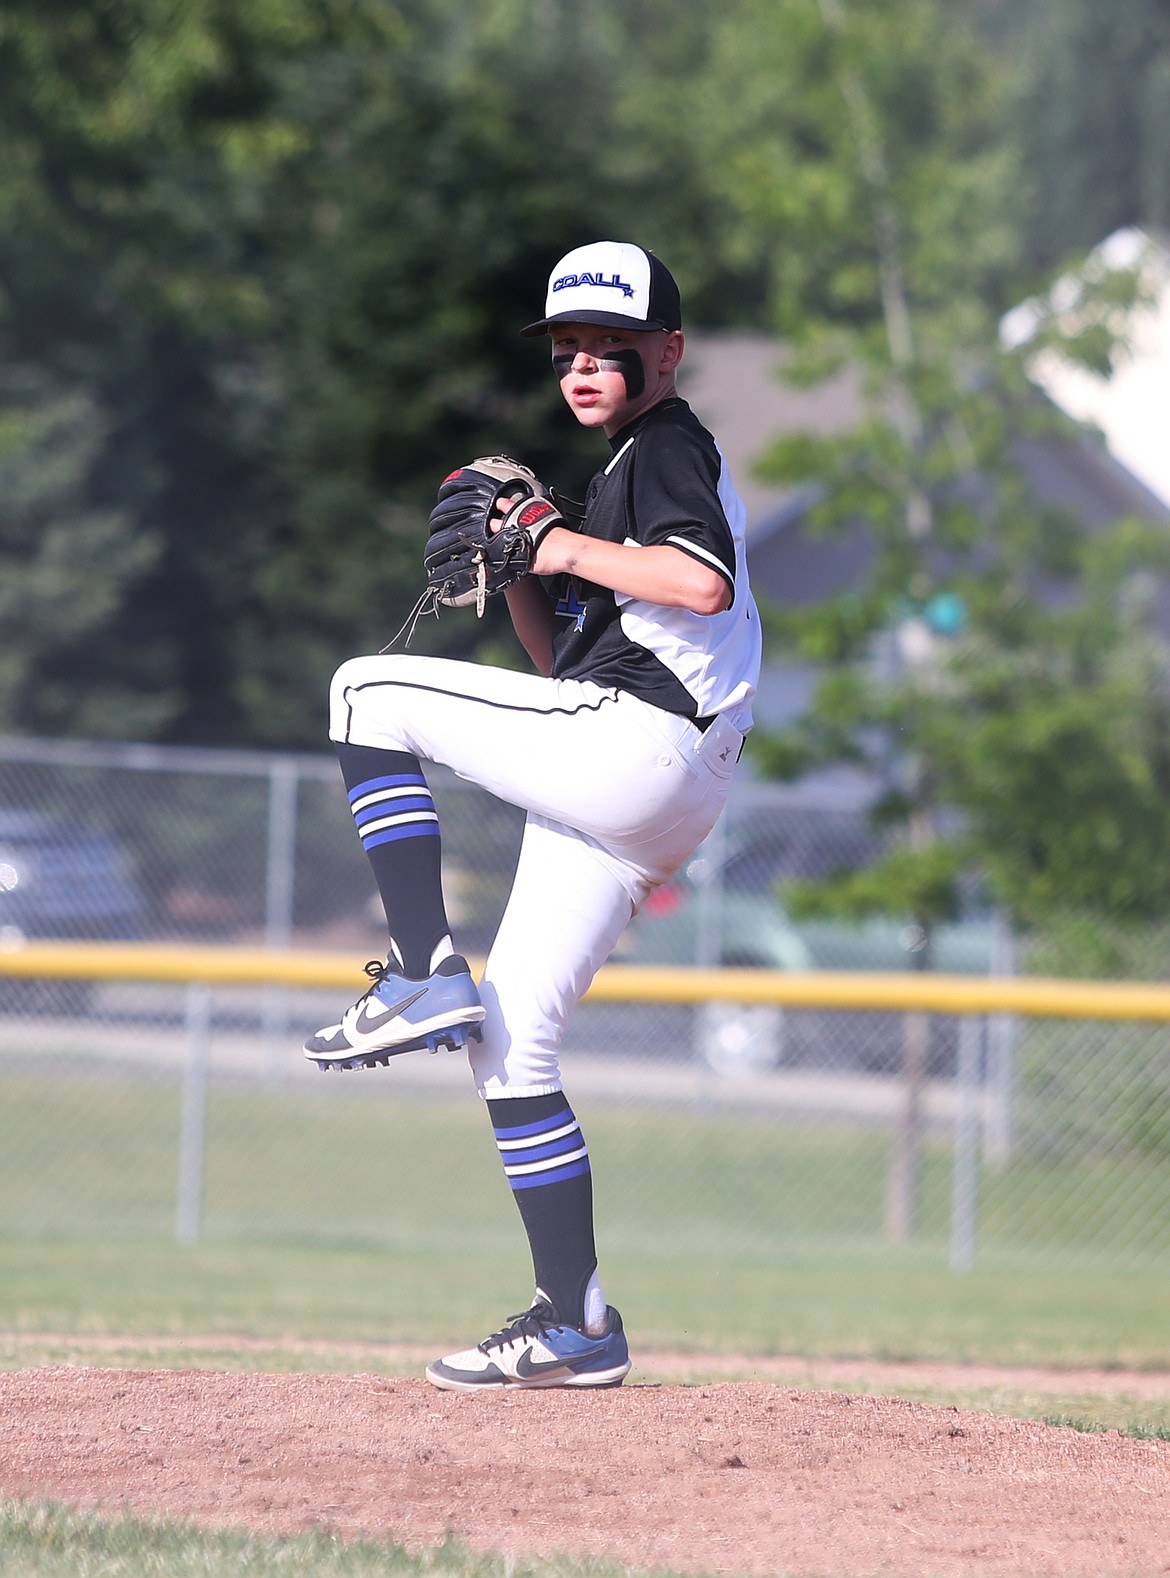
left=328, top=653, right=405, bottom=744
left=329, top=652, right=406, bottom=711
left=332, top=653, right=377, bottom=694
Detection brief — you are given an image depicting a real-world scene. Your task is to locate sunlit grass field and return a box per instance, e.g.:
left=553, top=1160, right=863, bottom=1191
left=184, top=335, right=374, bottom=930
left=1, top=1070, right=1169, bottom=1370
left=2, top=1073, right=1170, bottom=1577
left=4, top=1233, right=1170, bottom=1370
left=0, top=1504, right=655, bottom=1578
left=2, top=1071, right=1169, bottom=1267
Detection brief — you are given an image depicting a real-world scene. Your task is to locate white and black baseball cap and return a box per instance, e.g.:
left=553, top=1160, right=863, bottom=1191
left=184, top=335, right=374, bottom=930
left=520, top=241, right=683, bottom=337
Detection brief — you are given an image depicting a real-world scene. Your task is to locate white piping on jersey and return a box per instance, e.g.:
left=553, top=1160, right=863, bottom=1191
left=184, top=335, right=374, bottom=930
left=621, top=532, right=733, bottom=584
left=603, top=436, right=636, bottom=475
left=665, top=534, right=733, bottom=578
left=614, top=442, right=760, bottom=734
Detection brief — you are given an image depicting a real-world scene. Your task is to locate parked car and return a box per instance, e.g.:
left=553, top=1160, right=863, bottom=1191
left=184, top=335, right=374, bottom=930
left=617, top=794, right=996, bottom=1076
left=0, top=809, right=146, bottom=1013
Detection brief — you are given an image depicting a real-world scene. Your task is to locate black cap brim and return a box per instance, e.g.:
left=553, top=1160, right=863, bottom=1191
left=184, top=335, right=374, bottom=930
left=520, top=309, right=674, bottom=338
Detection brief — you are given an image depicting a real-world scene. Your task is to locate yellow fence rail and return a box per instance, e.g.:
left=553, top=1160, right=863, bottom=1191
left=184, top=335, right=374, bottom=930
left=2, top=939, right=1170, bottom=1021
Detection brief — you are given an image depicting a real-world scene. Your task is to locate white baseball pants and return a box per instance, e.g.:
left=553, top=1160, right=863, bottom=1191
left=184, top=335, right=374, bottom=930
left=330, top=653, right=741, bottom=1098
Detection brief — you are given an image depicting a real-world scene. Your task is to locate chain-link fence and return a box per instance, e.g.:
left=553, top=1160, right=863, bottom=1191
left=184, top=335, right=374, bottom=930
left=1, top=735, right=1168, bottom=1279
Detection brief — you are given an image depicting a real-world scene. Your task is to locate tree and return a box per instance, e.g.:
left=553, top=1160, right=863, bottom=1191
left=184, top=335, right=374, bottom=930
left=0, top=366, right=160, bottom=736
left=678, top=0, right=1170, bottom=1237
left=993, top=0, right=1170, bottom=272
left=9, top=0, right=1160, bottom=755
left=0, top=0, right=345, bottom=741
left=0, top=0, right=756, bottom=746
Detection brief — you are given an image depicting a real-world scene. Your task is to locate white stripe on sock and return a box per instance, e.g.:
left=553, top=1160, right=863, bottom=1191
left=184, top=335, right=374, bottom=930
left=350, top=785, right=435, bottom=815
left=495, top=1120, right=580, bottom=1151
left=358, top=810, right=439, bottom=837
left=503, top=1145, right=589, bottom=1177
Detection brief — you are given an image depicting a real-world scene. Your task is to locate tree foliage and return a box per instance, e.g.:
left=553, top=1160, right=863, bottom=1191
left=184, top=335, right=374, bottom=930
left=0, top=0, right=750, bottom=746
left=717, top=0, right=1170, bottom=966
left=994, top=0, right=1170, bottom=271
left=0, top=366, right=160, bottom=736
left=0, top=0, right=1163, bottom=775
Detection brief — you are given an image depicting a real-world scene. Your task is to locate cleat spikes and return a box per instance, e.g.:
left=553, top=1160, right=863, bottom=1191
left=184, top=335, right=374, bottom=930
left=312, top=1021, right=477, bottom=1071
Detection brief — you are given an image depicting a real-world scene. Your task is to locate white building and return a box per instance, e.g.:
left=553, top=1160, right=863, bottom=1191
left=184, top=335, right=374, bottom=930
left=1000, top=226, right=1170, bottom=511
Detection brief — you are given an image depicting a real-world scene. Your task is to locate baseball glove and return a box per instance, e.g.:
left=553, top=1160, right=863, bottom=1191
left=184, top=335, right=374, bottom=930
left=424, top=456, right=567, bottom=615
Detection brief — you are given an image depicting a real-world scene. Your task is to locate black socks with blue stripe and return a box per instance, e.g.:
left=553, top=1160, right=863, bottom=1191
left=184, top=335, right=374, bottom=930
left=487, top=1091, right=598, bottom=1330
left=335, top=742, right=451, bottom=979
left=338, top=743, right=602, bottom=1332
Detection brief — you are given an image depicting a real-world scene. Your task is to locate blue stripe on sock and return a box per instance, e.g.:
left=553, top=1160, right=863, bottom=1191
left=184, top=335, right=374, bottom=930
left=347, top=773, right=428, bottom=803
left=504, top=1134, right=585, bottom=1166
left=492, top=1109, right=575, bottom=1142
left=360, top=824, right=441, bottom=849
left=352, top=796, right=434, bottom=826
left=508, top=1157, right=592, bottom=1190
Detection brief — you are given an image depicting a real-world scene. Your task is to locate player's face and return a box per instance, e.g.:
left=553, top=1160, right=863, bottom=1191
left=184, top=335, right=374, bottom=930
left=550, top=324, right=683, bottom=436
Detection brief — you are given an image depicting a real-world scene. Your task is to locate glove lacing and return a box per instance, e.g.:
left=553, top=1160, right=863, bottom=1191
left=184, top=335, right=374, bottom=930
left=379, top=543, right=494, bottom=653
left=378, top=587, right=439, bottom=653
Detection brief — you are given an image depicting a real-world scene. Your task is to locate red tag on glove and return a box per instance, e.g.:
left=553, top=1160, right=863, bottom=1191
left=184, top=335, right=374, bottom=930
left=518, top=499, right=558, bottom=530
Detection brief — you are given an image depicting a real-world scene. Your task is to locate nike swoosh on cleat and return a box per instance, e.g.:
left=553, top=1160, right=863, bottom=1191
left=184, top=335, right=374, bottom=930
left=514, top=1345, right=608, bottom=1379
left=351, top=988, right=428, bottom=1037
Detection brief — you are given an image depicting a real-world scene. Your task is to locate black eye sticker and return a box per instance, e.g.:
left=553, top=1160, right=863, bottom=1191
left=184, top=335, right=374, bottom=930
left=598, top=349, right=644, bottom=399
left=551, top=346, right=644, bottom=399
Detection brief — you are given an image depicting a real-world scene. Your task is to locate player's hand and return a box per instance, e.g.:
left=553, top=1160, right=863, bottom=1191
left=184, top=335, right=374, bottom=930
left=425, top=456, right=565, bottom=613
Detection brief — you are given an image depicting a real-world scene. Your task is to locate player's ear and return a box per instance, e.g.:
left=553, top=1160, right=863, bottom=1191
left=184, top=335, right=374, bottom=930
left=660, top=330, right=684, bottom=372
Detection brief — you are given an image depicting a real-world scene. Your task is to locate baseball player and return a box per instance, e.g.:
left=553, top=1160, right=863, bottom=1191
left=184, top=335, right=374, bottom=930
left=304, top=240, right=761, bottom=1390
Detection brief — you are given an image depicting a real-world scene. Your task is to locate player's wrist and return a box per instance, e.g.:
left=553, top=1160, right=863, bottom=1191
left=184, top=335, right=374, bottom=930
left=530, top=524, right=577, bottom=576
left=501, top=494, right=563, bottom=551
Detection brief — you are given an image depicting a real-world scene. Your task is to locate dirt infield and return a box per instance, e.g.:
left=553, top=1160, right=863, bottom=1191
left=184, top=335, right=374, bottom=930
left=2, top=1363, right=1169, bottom=1575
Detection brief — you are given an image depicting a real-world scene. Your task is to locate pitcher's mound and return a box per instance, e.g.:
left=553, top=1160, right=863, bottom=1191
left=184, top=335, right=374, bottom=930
left=1, top=1367, right=1167, bottom=1575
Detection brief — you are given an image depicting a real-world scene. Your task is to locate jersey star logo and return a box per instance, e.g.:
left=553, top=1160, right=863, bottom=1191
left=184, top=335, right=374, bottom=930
left=555, top=588, right=588, bottom=631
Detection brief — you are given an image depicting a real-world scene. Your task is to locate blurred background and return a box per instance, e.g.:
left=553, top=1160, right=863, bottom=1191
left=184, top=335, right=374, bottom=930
left=2, top=0, right=1170, bottom=1354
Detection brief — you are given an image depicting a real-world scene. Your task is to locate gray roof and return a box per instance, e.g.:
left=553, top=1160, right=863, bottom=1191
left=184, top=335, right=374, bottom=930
left=679, top=331, right=1170, bottom=730
left=678, top=330, right=1170, bottom=609
left=679, top=333, right=863, bottom=533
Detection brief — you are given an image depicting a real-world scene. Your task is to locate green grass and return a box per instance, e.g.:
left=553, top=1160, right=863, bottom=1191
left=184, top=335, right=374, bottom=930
left=2, top=1235, right=1170, bottom=1370
left=1040, top=1412, right=1170, bottom=1438
left=6, top=1237, right=1170, bottom=1440
left=3, top=1071, right=1170, bottom=1271
left=0, top=1502, right=678, bottom=1578
left=2, top=1070, right=1170, bottom=1375
left=4, top=1076, right=1169, bottom=1578
left=795, top=1375, right=1170, bottom=1438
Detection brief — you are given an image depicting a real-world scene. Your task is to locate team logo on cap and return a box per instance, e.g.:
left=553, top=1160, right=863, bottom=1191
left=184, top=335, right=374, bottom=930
left=552, top=272, right=635, bottom=298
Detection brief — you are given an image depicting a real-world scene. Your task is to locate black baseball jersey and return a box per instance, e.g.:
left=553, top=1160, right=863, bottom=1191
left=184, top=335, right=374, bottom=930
left=547, top=397, right=760, bottom=735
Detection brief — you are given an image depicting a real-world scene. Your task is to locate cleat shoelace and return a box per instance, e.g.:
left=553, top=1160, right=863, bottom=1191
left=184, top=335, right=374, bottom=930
left=343, top=958, right=402, bottom=1034
left=478, top=1303, right=560, bottom=1355
left=359, top=957, right=395, bottom=994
